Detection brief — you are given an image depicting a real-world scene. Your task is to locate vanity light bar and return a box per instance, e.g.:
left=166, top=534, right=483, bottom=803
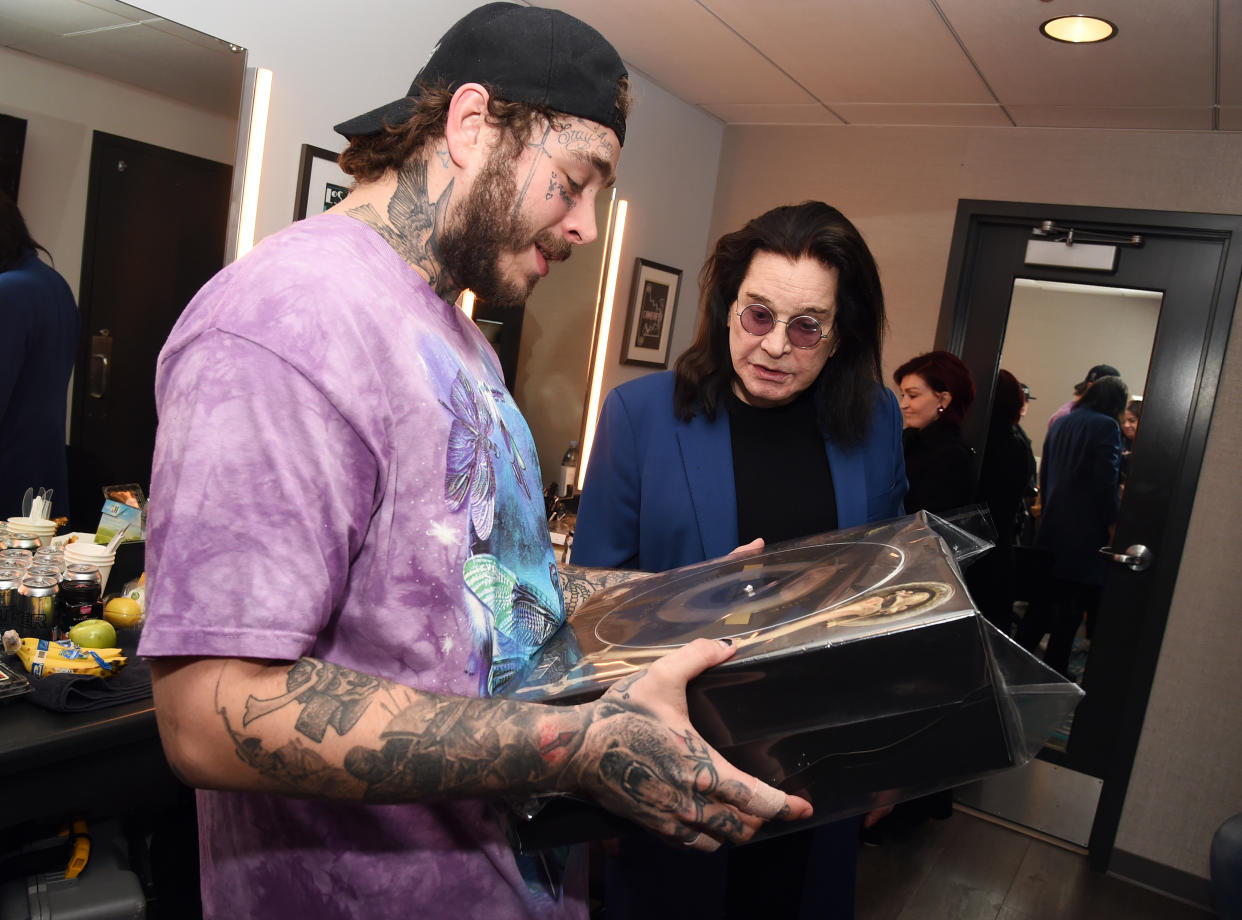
left=578, top=196, right=627, bottom=488
left=229, top=66, right=272, bottom=260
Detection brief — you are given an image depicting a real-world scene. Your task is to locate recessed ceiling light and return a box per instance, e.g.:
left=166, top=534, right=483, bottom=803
left=1040, top=15, right=1117, bottom=43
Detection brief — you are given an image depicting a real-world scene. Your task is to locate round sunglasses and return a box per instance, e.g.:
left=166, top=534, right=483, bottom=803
left=734, top=303, right=830, bottom=349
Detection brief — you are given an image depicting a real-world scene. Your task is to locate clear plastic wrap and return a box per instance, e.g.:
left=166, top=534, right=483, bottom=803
left=505, top=511, right=1083, bottom=852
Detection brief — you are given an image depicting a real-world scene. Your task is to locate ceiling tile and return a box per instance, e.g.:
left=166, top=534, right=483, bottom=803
left=1007, top=106, right=1215, bottom=131
left=700, top=103, right=846, bottom=125
left=832, top=104, right=1013, bottom=127
left=545, top=0, right=816, bottom=105
left=703, top=0, right=995, bottom=104
left=937, top=0, right=1214, bottom=107
left=1221, top=0, right=1242, bottom=106
left=1218, top=107, right=1242, bottom=131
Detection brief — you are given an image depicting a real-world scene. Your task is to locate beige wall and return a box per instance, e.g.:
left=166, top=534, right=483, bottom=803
left=0, top=46, right=238, bottom=302
left=711, top=122, right=1242, bottom=881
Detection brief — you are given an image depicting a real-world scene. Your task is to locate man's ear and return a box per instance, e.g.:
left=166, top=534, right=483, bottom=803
left=444, top=83, right=492, bottom=170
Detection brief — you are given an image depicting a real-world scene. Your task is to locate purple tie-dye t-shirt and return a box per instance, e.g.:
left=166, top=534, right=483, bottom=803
left=138, top=215, right=585, bottom=919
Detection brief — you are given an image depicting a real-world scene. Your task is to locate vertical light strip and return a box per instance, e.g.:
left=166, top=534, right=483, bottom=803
left=234, top=67, right=272, bottom=259
left=460, top=290, right=476, bottom=319
left=578, top=198, right=627, bottom=487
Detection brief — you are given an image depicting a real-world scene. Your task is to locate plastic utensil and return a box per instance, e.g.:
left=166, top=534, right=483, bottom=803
left=21, top=488, right=32, bottom=517
left=105, top=523, right=130, bottom=553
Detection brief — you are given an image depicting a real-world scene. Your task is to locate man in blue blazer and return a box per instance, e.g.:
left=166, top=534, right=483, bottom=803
left=573, top=201, right=907, bottom=920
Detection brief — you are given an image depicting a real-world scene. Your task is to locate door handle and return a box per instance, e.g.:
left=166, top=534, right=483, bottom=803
left=89, top=330, right=112, bottom=399
left=1099, top=543, right=1152, bottom=572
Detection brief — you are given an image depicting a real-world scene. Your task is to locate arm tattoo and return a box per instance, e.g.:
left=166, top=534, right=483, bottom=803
left=557, top=562, right=646, bottom=616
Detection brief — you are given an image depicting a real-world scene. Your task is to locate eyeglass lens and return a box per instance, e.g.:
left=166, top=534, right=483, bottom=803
left=738, top=304, right=825, bottom=348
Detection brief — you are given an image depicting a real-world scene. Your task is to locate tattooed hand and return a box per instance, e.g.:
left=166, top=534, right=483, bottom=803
left=562, top=638, right=813, bottom=851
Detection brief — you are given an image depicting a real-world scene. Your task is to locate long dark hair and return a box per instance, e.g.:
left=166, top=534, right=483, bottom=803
left=673, top=201, right=886, bottom=445
left=0, top=190, right=49, bottom=272
left=1075, top=375, right=1128, bottom=420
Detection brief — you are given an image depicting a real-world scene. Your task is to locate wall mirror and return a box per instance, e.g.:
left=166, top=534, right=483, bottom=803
left=1, top=0, right=246, bottom=526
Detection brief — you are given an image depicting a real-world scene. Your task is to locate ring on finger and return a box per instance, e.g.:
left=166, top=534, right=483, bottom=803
left=682, top=832, right=701, bottom=848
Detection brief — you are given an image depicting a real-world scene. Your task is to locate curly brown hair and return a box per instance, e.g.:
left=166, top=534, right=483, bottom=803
left=338, top=77, right=632, bottom=183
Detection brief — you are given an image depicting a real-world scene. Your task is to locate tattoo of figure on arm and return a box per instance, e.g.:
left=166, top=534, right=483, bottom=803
left=557, top=563, right=645, bottom=616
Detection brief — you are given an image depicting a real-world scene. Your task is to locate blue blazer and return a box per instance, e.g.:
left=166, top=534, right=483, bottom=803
left=574, top=371, right=908, bottom=571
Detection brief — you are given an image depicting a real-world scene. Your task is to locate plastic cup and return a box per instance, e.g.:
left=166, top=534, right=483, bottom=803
left=63, top=542, right=116, bottom=596
left=8, top=516, right=58, bottom=545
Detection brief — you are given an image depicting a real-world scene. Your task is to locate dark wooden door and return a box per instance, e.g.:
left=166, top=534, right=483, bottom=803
left=939, top=200, right=1242, bottom=868
left=72, top=132, right=231, bottom=503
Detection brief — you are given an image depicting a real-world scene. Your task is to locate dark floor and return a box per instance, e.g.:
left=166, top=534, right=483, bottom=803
left=856, top=809, right=1214, bottom=920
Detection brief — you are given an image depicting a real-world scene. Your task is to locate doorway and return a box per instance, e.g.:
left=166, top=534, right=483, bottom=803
left=937, top=200, right=1242, bottom=869
left=70, top=131, right=232, bottom=520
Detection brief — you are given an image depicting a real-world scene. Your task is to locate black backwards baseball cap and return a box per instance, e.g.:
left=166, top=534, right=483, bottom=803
left=1079, top=363, right=1121, bottom=385
left=333, top=2, right=628, bottom=145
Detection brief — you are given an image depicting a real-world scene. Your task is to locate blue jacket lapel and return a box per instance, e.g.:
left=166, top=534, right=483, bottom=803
left=825, top=436, right=866, bottom=528
left=676, top=412, right=738, bottom=559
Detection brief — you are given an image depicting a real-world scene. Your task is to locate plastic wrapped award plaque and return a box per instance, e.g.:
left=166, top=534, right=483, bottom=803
left=505, top=511, right=1084, bottom=852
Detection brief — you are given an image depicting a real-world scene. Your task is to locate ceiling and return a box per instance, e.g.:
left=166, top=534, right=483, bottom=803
left=544, top=0, right=1242, bottom=132
left=1, top=0, right=1238, bottom=132
left=0, top=0, right=244, bottom=117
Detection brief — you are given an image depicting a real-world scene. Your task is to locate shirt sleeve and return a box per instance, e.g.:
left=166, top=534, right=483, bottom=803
left=139, top=329, right=378, bottom=661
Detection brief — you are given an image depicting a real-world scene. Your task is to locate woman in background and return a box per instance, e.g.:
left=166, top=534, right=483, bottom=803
left=893, top=350, right=976, bottom=515
left=1120, top=397, right=1142, bottom=485
left=0, top=191, right=79, bottom=519
left=575, top=200, right=906, bottom=919
left=968, top=369, right=1037, bottom=633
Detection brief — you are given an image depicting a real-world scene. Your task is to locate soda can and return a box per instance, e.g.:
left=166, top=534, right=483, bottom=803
left=28, top=564, right=64, bottom=582
left=7, top=532, right=42, bottom=552
left=0, top=566, right=24, bottom=630
left=19, top=574, right=59, bottom=637
left=0, top=548, right=33, bottom=568
left=34, top=546, right=64, bottom=565
left=58, top=564, right=104, bottom=634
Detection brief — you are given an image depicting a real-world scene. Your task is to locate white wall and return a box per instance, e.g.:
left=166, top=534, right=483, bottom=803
left=0, top=46, right=237, bottom=301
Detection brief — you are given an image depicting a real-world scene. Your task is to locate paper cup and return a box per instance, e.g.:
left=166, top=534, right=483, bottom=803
left=63, top=542, right=117, bottom=596
left=7, top=516, right=59, bottom=545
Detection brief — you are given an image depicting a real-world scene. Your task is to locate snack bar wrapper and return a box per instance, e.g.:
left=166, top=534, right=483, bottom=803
left=504, top=510, right=1083, bottom=851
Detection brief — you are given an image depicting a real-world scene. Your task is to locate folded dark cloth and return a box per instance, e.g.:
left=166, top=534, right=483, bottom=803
left=24, top=628, right=152, bottom=713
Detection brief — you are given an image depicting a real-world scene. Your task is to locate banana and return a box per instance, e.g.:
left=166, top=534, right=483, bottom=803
left=12, top=637, right=127, bottom=678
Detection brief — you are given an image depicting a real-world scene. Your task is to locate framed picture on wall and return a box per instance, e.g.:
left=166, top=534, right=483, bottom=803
left=293, top=144, right=350, bottom=220
left=621, top=258, right=682, bottom=368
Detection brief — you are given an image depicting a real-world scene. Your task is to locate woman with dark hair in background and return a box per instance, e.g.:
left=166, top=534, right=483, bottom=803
left=893, top=349, right=976, bottom=515
left=0, top=191, right=78, bottom=518
left=1031, top=374, right=1129, bottom=679
left=1120, top=396, right=1143, bottom=485
left=967, top=369, right=1037, bottom=634
left=575, top=200, right=907, bottom=919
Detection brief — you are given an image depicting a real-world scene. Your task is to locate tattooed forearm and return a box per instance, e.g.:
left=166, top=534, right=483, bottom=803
left=557, top=562, right=646, bottom=616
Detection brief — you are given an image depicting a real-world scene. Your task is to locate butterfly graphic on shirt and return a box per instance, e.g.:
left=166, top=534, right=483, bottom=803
left=479, top=382, right=531, bottom=500
left=440, top=370, right=499, bottom=541
left=464, top=553, right=564, bottom=694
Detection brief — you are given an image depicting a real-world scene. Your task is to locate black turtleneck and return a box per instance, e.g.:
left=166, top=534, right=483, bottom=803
left=726, top=388, right=837, bottom=545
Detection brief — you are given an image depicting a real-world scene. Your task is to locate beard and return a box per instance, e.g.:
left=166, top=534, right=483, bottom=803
left=437, top=145, right=571, bottom=309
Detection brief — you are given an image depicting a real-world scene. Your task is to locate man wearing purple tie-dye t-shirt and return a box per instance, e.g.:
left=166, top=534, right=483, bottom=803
left=139, top=5, right=810, bottom=919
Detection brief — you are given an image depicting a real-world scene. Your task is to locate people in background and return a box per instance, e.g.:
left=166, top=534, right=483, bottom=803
left=0, top=191, right=78, bottom=520
left=1029, top=374, right=1129, bottom=679
left=894, top=350, right=976, bottom=515
left=1046, top=362, right=1120, bottom=429
left=138, top=7, right=811, bottom=918
left=967, top=369, right=1037, bottom=633
left=1120, top=396, right=1143, bottom=484
left=575, top=200, right=906, bottom=919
